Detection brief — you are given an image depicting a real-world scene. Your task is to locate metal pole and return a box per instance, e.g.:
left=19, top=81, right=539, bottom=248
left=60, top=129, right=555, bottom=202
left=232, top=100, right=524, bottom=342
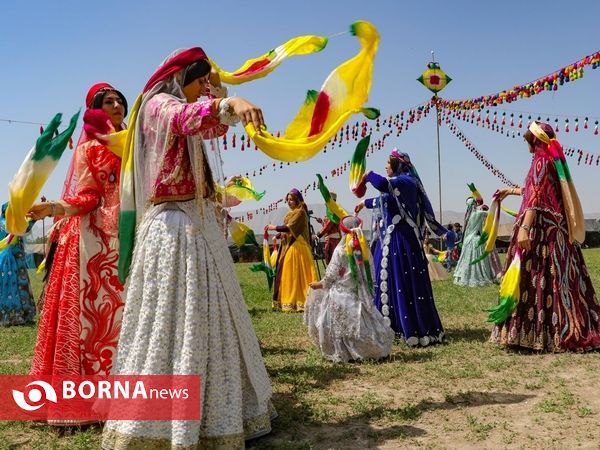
left=435, top=99, right=444, bottom=250
left=435, top=102, right=443, bottom=223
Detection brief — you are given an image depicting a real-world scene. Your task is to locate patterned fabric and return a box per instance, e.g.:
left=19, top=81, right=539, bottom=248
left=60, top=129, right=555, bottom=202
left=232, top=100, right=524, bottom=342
left=31, top=141, right=124, bottom=376
left=491, top=148, right=600, bottom=351
left=453, top=209, right=502, bottom=287
left=364, top=171, right=444, bottom=346
left=304, top=241, right=394, bottom=362
left=147, top=94, right=227, bottom=204
left=0, top=212, right=35, bottom=326
left=102, top=200, right=274, bottom=449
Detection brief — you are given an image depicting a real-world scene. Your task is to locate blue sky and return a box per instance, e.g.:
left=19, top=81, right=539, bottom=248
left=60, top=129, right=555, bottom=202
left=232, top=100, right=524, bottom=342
left=1, top=0, right=599, bottom=232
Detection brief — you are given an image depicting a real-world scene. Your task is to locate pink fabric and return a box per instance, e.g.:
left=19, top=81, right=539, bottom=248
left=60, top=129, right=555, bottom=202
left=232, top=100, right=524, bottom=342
left=142, top=94, right=227, bottom=204
left=143, top=47, right=207, bottom=93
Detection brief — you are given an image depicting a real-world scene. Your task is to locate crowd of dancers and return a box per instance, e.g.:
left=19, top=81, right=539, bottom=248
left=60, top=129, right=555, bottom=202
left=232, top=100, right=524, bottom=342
left=0, top=43, right=598, bottom=449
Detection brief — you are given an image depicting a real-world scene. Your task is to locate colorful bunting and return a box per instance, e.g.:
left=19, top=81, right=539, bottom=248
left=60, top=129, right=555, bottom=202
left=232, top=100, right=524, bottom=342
left=436, top=51, right=600, bottom=110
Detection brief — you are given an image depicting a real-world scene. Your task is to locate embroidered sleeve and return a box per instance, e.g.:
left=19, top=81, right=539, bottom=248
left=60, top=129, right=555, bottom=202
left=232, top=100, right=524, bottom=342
left=150, top=95, right=229, bottom=140
left=63, top=146, right=102, bottom=215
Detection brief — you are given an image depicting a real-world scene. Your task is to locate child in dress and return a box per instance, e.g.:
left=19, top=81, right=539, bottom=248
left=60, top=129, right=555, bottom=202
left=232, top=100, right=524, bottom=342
left=304, top=216, right=394, bottom=362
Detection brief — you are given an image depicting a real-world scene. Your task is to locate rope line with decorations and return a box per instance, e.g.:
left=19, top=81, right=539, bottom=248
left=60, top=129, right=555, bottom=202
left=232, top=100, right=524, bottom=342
left=221, top=100, right=434, bottom=179
left=435, top=50, right=600, bottom=110
left=231, top=104, right=437, bottom=222
left=441, top=108, right=600, bottom=136
left=441, top=115, right=519, bottom=188
left=441, top=107, right=600, bottom=166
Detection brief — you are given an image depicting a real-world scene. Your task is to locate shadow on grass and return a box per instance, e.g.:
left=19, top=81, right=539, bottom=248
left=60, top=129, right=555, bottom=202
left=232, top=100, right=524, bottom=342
left=267, top=360, right=361, bottom=390
left=253, top=390, right=533, bottom=448
left=261, top=346, right=305, bottom=357
left=444, top=326, right=490, bottom=344
left=248, top=307, right=270, bottom=319
left=249, top=392, right=427, bottom=449
left=424, top=390, right=534, bottom=411
left=389, top=349, right=435, bottom=364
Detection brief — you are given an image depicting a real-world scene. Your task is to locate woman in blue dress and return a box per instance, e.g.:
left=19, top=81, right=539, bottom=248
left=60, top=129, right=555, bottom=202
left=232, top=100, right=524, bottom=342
left=0, top=203, right=35, bottom=326
left=355, top=150, right=446, bottom=346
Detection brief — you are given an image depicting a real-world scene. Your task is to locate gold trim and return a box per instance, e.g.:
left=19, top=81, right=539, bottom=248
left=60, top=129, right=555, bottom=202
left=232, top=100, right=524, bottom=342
left=101, top=409, right=273, bottom=450
left=151, top=194, right=196, bottom=205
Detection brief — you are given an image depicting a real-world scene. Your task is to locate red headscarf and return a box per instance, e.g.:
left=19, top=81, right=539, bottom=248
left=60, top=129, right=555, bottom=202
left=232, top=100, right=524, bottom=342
left=143, top=47, right=208, bottom=93
left=85, top=82, right=114, bottom=109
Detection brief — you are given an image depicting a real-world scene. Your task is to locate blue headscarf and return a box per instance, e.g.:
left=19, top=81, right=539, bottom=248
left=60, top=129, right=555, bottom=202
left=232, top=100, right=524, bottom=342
left=389, top=149, right=446, bottom=237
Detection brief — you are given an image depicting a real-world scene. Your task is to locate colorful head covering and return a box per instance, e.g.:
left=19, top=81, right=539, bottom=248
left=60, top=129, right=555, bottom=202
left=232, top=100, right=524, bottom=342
left=338, top=215, right=373, bottom=293
left=61, top=83, right=126, bottom=201
left=143, top=47, right=208, bottom=93
left=388, top=149, right=446, bottom=237
left=86, top=83, right=114, bottom=108
left=288, top=188, right=304, bottom=204
left=389, top=149, right=415, bottom=176
left=528, top=121, right=585, bottom=243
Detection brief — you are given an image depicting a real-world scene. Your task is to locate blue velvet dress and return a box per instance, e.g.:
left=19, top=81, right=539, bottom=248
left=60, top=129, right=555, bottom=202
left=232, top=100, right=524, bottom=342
left=364, top=171, right=444, bottom=346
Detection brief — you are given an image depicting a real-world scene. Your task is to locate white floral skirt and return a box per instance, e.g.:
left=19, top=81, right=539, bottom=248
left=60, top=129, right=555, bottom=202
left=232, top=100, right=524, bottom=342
left=102, top=201, right=274, bottom=449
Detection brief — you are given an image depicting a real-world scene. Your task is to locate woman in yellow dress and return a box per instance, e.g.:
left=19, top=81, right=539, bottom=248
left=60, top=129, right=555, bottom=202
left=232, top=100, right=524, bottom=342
left=267, top=188, right=317, bottom=312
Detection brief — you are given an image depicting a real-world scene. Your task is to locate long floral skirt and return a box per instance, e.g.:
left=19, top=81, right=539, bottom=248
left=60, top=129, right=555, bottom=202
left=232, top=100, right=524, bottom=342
left=102, top=200, right=274, bottom=449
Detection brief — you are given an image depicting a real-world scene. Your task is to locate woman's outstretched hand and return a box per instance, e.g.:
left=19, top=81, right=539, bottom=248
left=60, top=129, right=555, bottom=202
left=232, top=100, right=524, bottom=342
left=229, top=97, right=265, bottom=134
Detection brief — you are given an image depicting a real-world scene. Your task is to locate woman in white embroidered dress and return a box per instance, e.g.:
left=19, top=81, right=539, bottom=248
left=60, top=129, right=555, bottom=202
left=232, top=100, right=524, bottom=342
left=102, top=47, right=274, bottom=450
left=305, top=216, right=394, bottom=362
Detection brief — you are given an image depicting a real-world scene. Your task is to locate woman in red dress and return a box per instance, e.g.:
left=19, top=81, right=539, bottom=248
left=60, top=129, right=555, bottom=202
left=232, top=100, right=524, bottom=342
left=491, top=121, right=600, bottom=351
left=28, top=84, right=127, bottom=385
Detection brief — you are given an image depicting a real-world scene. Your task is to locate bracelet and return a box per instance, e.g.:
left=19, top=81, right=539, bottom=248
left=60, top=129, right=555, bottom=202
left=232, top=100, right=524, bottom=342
left=520, top=223, right=531, bottom=231
left=48, top=202, right=56, bottom=217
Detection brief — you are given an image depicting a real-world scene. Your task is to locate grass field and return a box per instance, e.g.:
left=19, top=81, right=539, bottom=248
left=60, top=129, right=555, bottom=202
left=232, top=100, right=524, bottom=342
left=1, top=249, right=599, bottom=449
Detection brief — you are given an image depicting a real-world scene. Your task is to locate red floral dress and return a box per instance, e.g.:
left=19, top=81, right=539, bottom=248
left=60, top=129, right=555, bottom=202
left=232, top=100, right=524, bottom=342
left=31, top=141, right=124, bottom=375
